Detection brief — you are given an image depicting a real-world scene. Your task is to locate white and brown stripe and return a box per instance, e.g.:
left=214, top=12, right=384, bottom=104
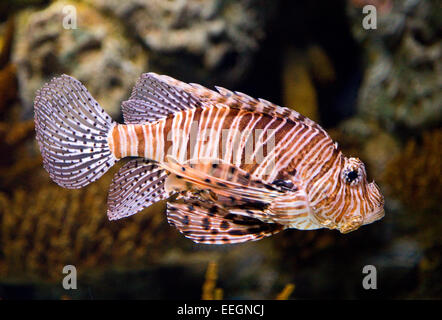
left=108, top=73, right=384, bottom=232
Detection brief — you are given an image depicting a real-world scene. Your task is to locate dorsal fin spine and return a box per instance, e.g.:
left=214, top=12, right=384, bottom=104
left=122, top=73, right=328, bottom=139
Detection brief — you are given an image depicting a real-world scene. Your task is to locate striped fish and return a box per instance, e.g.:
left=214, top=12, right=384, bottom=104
left=34, top=73, right=384, bottom=244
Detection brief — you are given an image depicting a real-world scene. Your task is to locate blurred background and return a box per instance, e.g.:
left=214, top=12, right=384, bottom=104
left=0, top=0, right=440, bottom=299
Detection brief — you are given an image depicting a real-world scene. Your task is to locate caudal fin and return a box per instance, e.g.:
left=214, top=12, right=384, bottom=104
left=34, top=75, right=117, bottom=189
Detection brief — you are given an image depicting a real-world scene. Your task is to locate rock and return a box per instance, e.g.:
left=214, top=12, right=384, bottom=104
left=347, top=0, right=442, bottom=132
left=12, top=1, right=148, bottom=118
left=84, top=0, right=275, bottom=87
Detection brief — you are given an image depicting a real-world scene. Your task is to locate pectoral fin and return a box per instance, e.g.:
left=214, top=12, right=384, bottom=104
left=161, top=156, right=321, bottom=231
left=161, top=156, right=284, bottom=205
left=269, top=189, right=322, bottom=230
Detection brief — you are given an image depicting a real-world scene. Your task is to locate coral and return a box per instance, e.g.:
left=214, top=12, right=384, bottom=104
left=0, top=170, right=176, bottom=281
left=0, top=13, right=15, bottom=67
left=201, top=261, right=223, bottom=300
left=0, top=91, right=41, bottom=191
left=382, top=129, right=442, bottom=299
left=0, top=15, right=40, bottom=192
left=382, top=129, right=442, bottom=212
left=348, top=0, right=442, bottom=131
left=275, top=283, right=295, bottom=300
left=0, top=16, right=17, bottom=115
left=201, top=261, right=295, bottom=300
left=12, top=0, right=279, bottom=119
left=84, top=0, right=276, bottom=88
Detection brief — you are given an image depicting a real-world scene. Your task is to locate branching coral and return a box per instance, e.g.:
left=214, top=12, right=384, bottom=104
left=0, top=168, right=176, bottom=281
left=201, top=261, right=295, bottom=300
left=383, top=129, right=442, bottom=212
left=275, top=283, right=295, bottom=300
left=0, top=15, right=41, bottom=192
left=382, top=129, right=442, bottom=298
left=201, top=261, right=223, bottom=300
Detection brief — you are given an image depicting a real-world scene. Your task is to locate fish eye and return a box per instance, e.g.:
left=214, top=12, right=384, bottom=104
left=342, top=157, right=366, bottom=186
left=346, top=170, right=359, bottom=183
left=342, top=168, right=362, bottom=186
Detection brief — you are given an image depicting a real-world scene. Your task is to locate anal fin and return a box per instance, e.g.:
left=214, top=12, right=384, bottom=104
left=107, top=159, right=170, bottom=220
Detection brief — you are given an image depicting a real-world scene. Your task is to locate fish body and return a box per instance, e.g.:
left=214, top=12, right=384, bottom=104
left=34, top=73, right=384, bottom=244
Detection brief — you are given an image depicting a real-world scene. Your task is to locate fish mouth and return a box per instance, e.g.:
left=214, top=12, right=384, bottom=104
left=337, top=207, right=385, bottom=233
left=363, top=181, right=385, bottom=225
left=363, top=207, right=385, bottom=225
left=338, top=216, right=364, bottom=234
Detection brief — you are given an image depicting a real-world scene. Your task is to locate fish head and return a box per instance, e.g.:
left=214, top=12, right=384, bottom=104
left=333, top=157, right=385, bottom=233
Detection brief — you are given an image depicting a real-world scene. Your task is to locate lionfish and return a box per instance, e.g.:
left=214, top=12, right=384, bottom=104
left=34, top=73, right=384, bottom=244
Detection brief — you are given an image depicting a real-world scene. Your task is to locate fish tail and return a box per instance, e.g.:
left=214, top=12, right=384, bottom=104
left=34, top=74, right=117, bottom=189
